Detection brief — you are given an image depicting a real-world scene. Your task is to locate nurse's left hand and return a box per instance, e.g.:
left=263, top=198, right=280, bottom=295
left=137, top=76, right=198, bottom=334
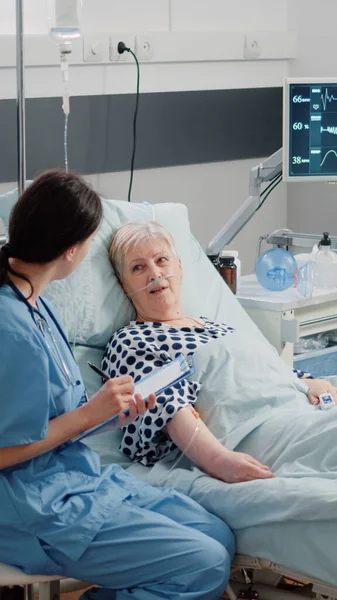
left=305, top=378, right=337, bottom=405
left=119, top=393, right=156, bottom=426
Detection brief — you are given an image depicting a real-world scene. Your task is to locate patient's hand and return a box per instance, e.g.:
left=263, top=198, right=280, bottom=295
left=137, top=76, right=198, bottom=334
left=305, top=379, right=337, bottom=406
left=217, top=450, right=274, bottom=483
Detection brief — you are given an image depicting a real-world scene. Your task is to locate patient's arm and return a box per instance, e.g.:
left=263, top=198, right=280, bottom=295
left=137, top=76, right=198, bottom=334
left=165, top=407, right=274, bottom=483
left=292, top=364, right=337, bottom=405
left=292, top=367, right=314, bottom=380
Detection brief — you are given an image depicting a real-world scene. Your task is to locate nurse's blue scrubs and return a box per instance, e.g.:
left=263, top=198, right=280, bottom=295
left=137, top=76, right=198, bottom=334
left=0, top=284, right=234, bottom=600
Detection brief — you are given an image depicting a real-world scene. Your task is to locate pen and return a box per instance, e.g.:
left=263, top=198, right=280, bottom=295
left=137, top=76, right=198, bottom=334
left=87, top=361, right=110, bottom=382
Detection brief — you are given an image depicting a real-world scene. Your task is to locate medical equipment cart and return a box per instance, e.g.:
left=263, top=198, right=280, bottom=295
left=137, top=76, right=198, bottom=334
left=237, top=274, right=337, bottom=368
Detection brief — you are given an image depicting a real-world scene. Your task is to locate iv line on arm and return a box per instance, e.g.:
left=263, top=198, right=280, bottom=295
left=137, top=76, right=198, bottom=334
left=155, top=409, right=201, bottom=487
left=166, top=414, right=201, bottom=476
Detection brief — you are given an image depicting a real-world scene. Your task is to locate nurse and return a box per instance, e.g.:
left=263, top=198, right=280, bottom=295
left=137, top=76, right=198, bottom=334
left=0, top=170, right=234, bottom=600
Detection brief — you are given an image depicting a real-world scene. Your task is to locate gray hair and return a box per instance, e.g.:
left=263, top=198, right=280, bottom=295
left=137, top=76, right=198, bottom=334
left=109, top=221, right=177, bottom=280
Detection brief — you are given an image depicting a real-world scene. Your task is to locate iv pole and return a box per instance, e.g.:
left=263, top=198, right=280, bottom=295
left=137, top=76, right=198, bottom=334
left=16, top=0, right=26, bottom=195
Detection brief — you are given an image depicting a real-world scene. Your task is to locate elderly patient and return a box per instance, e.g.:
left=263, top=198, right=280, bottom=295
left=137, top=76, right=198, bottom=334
left=102, top=222, right=337, bottom=484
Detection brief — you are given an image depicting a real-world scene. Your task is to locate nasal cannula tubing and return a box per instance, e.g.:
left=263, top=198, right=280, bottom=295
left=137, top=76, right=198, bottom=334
left=127, top=274, right=176, bottom=297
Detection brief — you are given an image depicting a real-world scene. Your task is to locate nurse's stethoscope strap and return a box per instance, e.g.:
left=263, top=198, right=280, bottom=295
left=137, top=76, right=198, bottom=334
left=34, top=312, right=75, bottom=386
left=9, top=281, right=76, bottom=387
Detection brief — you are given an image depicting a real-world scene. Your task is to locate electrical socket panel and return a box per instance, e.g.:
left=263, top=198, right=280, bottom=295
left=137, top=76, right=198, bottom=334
left=135, top=35, right=154, bottom=61
left=243, top=34, right=261, bottom=59
left=83, top=34, right=110, bottom=62
left=110, top=34, right=135, bottom=62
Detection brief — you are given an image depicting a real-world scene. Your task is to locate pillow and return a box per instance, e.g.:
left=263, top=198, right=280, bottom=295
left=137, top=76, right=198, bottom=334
left=44, top=198, right=265, bottom=347
left=0, top=190, right=265, bottom=348
left=43, top=199, right=195, bottom=345
left=0, top=187, right=21, bottom=230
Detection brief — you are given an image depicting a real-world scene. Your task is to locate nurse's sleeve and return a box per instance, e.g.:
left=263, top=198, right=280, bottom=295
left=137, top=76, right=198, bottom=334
left=0, top=330, right=50, bottom=447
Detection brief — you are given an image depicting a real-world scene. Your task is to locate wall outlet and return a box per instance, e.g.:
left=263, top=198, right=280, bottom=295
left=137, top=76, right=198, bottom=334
left=243, top=34, right=261, bottom=59
left=135, top=35, right=154, bottom=61
left=110, top=34, right=135, bottom=62
left=83, top=34, right=110, bottom=62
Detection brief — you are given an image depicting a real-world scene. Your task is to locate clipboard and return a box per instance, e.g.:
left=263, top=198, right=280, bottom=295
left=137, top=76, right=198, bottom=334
left=71, top=354, right=194, bottom=442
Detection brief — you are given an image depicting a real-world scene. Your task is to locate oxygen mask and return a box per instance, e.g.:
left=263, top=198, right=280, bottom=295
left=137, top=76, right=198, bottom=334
left=255, top=248, right=313, bottom=299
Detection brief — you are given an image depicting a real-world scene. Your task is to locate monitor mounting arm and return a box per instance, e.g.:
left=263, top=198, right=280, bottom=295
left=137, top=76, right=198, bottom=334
left=206, top=148, right=283, bottom=258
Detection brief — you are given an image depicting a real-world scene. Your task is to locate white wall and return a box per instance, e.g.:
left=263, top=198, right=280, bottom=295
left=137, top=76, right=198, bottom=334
left=86, top=158, right=286, bottom=274
left=0, top=0, right=291, bottom=98
left=0, top=157, right=287, bottom=275
left=0, top=0, right=290, bottom=273
left=287, top=0, right=337, bottom=237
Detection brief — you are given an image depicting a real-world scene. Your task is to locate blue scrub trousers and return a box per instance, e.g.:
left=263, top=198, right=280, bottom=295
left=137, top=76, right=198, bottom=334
left=43, top=484, right=234, bottom=600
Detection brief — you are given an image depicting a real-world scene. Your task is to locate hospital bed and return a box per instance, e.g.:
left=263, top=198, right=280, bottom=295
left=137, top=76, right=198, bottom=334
left=1, top=189, right=337, bottom=600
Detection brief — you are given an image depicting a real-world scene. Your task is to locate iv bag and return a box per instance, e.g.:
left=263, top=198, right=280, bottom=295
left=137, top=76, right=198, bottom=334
left=47, top=0, right=82, bottom=44
left=255, top=248, right=313, bottom=298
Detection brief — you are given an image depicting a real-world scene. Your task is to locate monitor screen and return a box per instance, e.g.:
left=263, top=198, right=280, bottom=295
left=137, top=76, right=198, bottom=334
left=283, top=78, right=337, bottom=181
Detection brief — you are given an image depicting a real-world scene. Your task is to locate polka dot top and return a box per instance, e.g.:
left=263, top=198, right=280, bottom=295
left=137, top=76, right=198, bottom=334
left=101, top=318, right=235, bottom=466
left=102, top=318, right=311, bottom=467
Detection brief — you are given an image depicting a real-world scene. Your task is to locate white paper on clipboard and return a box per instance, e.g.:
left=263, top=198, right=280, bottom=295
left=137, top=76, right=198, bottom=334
left=71, top=354, right=194, bottom=443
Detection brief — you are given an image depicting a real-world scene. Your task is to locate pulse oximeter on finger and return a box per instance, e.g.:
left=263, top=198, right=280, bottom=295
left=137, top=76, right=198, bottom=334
left=319, top=393, right=335, bottom=410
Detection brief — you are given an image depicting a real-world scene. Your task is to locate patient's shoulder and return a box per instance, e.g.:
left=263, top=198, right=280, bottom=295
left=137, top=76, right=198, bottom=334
left=105, top=320, right=165, bottom=356
left=202, top=316, right=235, bottom=331
left=105, top=321, right=148, bottom=347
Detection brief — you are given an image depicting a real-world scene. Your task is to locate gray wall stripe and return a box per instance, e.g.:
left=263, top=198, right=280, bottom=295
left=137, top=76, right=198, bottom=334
left=0, top=87, right=282, bottom=183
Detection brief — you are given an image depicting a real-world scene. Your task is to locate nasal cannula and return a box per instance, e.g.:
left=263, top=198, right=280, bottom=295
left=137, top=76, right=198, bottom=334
left=127, top=274, right=176, bottom=298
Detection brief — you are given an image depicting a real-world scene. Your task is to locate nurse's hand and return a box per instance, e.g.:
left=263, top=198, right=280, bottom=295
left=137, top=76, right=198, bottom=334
left=119, top=393, right=156, bottom=427
left=87, top=378, right=157, bottom=428
left=87, top=375, right=136, bottom=427
left=305, top=378, right=337, bottom=405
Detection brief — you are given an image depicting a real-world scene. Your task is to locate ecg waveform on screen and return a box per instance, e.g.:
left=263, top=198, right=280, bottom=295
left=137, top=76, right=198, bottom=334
left=320, top=88, right=337, bottom=111
left=320, top=149, right=337, bottom=167
left=321, top=126, right=337, bottom=134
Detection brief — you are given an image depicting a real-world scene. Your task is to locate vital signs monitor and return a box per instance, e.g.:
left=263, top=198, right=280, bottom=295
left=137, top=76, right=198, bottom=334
left=283, top=78, right=337, bottom=181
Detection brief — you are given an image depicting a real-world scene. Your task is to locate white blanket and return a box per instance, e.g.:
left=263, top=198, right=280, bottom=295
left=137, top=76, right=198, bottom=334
left=127, top=334, right=337, bottom=584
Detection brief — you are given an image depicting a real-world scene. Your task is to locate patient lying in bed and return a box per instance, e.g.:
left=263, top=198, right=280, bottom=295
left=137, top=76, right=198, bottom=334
left=102, top=221, right=337, bottom=484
